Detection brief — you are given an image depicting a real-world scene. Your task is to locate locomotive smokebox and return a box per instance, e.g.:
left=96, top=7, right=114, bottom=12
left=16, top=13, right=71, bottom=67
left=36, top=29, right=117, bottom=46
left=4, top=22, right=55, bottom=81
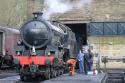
left=20, top=13, right=52, bottom=48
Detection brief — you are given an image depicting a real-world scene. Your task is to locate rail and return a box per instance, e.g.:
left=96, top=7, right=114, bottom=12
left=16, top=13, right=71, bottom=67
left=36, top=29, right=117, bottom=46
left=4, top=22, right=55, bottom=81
left=101, top=73, right=108, bottom=83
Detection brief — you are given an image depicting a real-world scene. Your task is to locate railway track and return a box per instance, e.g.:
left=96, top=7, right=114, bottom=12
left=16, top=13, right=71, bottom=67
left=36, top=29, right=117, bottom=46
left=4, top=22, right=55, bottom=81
left=107, top=69, right=125, bottom=83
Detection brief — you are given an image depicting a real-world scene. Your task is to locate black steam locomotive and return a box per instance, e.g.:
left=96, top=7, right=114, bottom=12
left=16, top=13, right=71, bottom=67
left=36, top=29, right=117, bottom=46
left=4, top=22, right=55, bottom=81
left=14, top=12, right=77, bottom=80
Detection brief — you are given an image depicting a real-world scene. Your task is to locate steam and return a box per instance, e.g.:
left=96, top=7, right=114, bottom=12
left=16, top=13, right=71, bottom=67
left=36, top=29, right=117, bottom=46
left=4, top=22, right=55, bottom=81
left=42, top=0, right=72, bottom=20
left=42, top=0, right=92, bottom=20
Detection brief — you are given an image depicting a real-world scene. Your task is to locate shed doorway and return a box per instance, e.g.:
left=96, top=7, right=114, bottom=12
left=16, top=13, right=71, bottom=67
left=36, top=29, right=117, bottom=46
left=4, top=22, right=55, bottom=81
left=65, top=23, right=87, bottom=51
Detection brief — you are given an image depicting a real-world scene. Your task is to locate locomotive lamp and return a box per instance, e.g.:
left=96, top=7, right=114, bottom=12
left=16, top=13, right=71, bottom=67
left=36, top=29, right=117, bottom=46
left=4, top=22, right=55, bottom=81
left=45, top=59, right=51, bottom=65
left=17, top=51, right=21, bottom=55
left=31, top=45, right=36, bottom=55
left=48, top=52, right=51, bottom=56
left=53, top=58, right=59, bottom=66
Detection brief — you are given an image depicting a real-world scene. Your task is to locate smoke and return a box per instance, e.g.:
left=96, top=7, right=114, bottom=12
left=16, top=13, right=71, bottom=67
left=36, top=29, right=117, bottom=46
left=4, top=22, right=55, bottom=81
left=42, top=0, right=72, bottom=20
left=42, top=0, right=92, bottom=20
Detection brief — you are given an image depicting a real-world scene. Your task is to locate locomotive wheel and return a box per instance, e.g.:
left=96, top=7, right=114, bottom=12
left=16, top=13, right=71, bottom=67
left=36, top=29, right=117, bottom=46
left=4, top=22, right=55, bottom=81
left=59, top=70, right=63, bottom=75
left=37, top=75, right=42, bottom=81
left=45, top=72, right=50, bottom=80
left=58, top=70, right=61, bottom=76
left=51, top=71, right=54, bottom=78
left=57, top=70, right=60, bottom=76
left=20, top=75, right=27, bottom=81
left=53, top=70, right=57, bottom=78
left=44, top=69, right=50, bottom=80
left=60, top=69, right=64, bottom=75
left=61, top=69, right=64, bottom=75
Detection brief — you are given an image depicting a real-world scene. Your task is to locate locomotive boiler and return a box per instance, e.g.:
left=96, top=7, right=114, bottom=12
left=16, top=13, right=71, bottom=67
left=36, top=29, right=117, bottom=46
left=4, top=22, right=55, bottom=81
left=14, top=12, right=77, bottom=81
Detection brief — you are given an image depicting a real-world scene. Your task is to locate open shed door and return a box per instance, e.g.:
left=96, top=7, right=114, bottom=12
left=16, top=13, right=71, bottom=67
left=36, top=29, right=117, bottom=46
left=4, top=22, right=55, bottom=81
left=65, top=23, right=87, bottom=51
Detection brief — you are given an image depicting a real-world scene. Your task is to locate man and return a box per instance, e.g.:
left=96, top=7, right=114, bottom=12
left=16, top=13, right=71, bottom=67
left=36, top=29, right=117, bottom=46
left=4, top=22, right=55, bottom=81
left=88, top=49, right=93, bottom=71
left=82, top=46, right=89, bottom=74
left=77, top=50, right=84, bottom=74
left=83, top=46, right=93, bottom=74
left=67, top=58, right=77, bottom=76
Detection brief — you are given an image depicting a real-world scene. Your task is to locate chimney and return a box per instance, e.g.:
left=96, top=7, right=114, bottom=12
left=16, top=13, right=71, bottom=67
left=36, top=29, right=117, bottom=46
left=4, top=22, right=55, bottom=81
left=33, top=12, right=43, bottom=19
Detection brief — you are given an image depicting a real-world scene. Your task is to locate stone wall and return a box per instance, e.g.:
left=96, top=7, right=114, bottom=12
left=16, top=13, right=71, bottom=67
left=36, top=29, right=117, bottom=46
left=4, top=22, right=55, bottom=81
left=55, top=0, right=125, bottom=22
left=27, top=0, right=44, bottom=19
left=0, top=0, right=27, bottom=27
left=27, top=0, right=125, bottom=22
left=91, top=0, right=125, bottom=21
left=27, top=0, right=91, bottom=22
left=1, top=0, right=125, bottom=27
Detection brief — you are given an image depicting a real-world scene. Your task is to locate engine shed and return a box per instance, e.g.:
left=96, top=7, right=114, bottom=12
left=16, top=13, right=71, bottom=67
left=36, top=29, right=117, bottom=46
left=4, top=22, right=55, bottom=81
left=87, top=22, right=125, bottom=69
left=59, top=20, right=88, bottom=51
left=61, top=21, right=125, bottom=69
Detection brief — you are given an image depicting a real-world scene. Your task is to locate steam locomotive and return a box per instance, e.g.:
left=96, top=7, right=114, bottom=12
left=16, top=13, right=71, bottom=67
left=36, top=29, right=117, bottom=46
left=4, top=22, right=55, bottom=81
left=14, top=12, right=77, bottom=81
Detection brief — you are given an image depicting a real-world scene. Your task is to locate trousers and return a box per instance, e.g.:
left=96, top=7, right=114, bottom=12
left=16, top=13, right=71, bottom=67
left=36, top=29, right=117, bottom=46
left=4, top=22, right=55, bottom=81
left=79, top=61, right=84, bottom=73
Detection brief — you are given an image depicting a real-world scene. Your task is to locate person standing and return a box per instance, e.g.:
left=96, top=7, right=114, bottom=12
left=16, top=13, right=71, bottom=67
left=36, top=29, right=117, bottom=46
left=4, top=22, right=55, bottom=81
left=67, top=58, right=77, bottom=76
left=77, top=50, right=84, bottom=73
left=82, top=46, right=89, bottom=75
left=83, top=46, right=94, bottom=74
left=88, top=49, right=93, bottom=71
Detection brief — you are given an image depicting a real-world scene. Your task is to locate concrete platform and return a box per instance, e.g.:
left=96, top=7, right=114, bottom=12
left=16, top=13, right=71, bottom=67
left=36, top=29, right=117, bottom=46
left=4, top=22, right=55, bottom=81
left=0, top=70, right=19, bottom=83
left=0, top=71, right=107, bottom=83
left=43, top=73, right=106, bottom=83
